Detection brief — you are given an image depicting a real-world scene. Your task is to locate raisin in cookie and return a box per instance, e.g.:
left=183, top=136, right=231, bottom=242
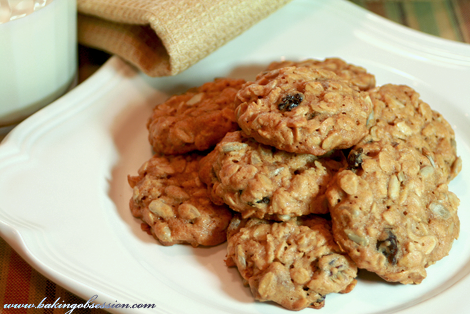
left=199, top=131, right=346, bottom=221
left=326, top=140, right=460, bottom=284
left=128, top=153, right=232, bottom=247
left=265, top=57, right=376, bottom=91
left=147, top=77, right=245, bottom=155
left=235, top=67, right=373, bottom=155
left=363, top=84, right=461, bottom=183
left=226, top=214, right=358, bottom=311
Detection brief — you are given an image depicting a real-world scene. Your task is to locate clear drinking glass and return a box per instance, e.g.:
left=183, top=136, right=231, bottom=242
left=0, top=0, right=77, bottom=131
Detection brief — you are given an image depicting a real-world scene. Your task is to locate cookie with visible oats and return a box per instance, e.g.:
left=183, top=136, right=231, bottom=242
left=225, top=214, right=358, bottom=311
left=326, top=140, right=460, bottom=284
left=199, top=131, right=346, bottom=221
left=147, top=77, right=246, bottom=155
left=235, top=67, right=373, bottom=155
left=128, top=153, right=232, bottom=247
left=363, top=84, right=461, bottom=183
left=265, top=57, right=376, bottom=91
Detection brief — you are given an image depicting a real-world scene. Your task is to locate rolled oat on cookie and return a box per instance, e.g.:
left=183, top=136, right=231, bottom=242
left=199, top=131, right=346, bottom=221
left=264, top=57, right=376, bottom=91
left=235, top=66, right=373, bottom=155
left=226, top=214, right=358, bottom=310
left=128, top=153, right=232, bottom=247
left=364, top=84, right=461, bottom=183
left=148, top=77, right=245, bottom=155
left=326, top=140, right=460, bottom=284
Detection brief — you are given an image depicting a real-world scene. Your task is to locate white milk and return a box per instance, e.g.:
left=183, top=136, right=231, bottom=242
left=0, top=0, right=77, bottom=127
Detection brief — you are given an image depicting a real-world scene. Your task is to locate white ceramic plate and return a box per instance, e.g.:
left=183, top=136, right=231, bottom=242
left=1, top=0, right=470, bottom=313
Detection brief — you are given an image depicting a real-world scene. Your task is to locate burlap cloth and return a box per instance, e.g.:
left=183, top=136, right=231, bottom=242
left=77, top=0, right=292, bottom=77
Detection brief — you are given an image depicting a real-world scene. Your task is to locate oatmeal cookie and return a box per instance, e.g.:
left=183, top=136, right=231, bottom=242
left=147, top=77, right=245, bottom=155
left=265, top=57, right=376, bottom=91
left=226, top=214, right=358, bottom=311
left=128, top=153, right=232, bottom=247
left=326, top=140, right=460, bottom=284
left=199, top=131, right=346, bottom=221
left=235, top=67, right=373, bottom=155
left=363, top=84, right=461, bottom=182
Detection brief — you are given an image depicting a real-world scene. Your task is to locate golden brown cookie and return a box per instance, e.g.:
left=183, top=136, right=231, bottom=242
left=147, top=78, right=245, bottom=155
left=128, top=153, right=232, bottom=247
left=326, top=140, right=460, bottom=284
left=226, top=214, right=358, bottom=311
left=235, top=67, right=373, bottom=155
left=363, top=84, right=461, bottom=183
left=199, top=131, right=346, bottom=221
left=265, top=57, right=376, bottom=91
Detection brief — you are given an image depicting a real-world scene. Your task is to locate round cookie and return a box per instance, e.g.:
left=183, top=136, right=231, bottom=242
left=199, top=131, right=347, bottom=221
left=147, top=77, right=245, bottom=155
left=226, top=214, right=358, bottom=311
left=128, top=153, right=233, bottom=247
left=326, top=140, right=460, bottom=284
left=235, top=67, right=373, bottom=155
left=265, top=57, right=376, bottom=91
left=363, top=84, right=461, bottom=183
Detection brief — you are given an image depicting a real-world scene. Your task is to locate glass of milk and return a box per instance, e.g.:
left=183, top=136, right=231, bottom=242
left=0, top=0, right=77, bottom=130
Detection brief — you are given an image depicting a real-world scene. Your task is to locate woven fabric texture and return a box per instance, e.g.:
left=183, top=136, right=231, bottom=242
left=77, top=0, right=293, bottom=76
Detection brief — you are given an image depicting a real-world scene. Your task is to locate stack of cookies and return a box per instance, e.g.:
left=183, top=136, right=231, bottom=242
left=128, top=58, right=462, bottom=311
